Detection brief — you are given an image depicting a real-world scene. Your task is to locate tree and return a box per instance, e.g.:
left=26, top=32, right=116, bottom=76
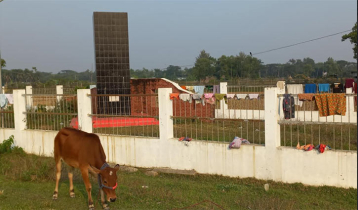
left=1, top=59, right=5, bottom=68
left=342, top=22, right=357, bottom=59
left=192, top=50, right=216, bottom=81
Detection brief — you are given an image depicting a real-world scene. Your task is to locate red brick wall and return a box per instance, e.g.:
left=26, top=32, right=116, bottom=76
left=130, top=79, right=214, bottom=119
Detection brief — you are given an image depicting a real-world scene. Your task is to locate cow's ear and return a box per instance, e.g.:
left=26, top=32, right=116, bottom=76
left=114, top=164, right=120, bottom=171
left=90, top=165, right=101, bottom=174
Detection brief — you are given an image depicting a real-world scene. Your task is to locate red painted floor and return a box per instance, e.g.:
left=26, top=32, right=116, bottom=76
left=70, top=116, right=159, bottom=129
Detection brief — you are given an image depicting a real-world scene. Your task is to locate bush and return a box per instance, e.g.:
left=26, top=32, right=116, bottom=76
left=0, top=135, right=24, bottom=155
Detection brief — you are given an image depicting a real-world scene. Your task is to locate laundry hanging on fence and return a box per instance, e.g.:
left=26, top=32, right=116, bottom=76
left=213, top=85, right=220, bottom=94
left=226, top=94, right=235, bottom=99
left=186, top=86, right=194, bottom=92
left=214, top=94, right=227, bottom=106
left=5, top=94, right=13, bottom=104
left=315, top=144, right=331, bottom=153
left=179, top=94, right=192, bottom=103
left=205, top=85, right=213, bottom=92
left=236, top=94, right=247, bottom=100
left=180, top=86, right=187, bottom=90
left=193, top=86, right=205, bottom=95
left=304, top=84, right=317, bottom=93
left=248, top=94, right=259, bottom=99
left=287, top=84, right=303, bottom=107
left=318, top=84, right=330, bottom=93
left=170, top=93, right=180, bottom=100
left=345, top=78, right=355, bottom=89
left=331, top=83, right=344, bottom=93
left=0, top=94, right=8, bottom=108
left=298, top=94, right=315, bottom=101
left=276, top=81, right=285, bottom=90
left=204, top=93, right=215, bottom=105
left=283, top=94, right=295, bottom=119
left=296, top=142, right=314, bottom=151
left=192, top=94, right=204, bottom=105
left=315, top=94, right=346, bottom=117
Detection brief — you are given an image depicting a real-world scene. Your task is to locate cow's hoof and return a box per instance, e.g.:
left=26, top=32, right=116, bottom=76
left=52, top=191, right=58, bottom=200
left=70, top=189, right=75, bottom=198
left=103, top=204, right=110, bottom=210
left=89, top=203, right=95, bottom=210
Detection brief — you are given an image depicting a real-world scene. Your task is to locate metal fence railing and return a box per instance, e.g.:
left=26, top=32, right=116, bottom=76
left=171, top=93, right=265, bottom=144
left=24, top=94, right=78, bottom=131
left=278, top=93, right=357, bottom=151
left=89, top=94, right=159, bottom=138
left=227, top=85, right=275, bottom=94
left=0, top=104, right=14, bottom=129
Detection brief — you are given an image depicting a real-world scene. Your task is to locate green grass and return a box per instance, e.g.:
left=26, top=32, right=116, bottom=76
left=0, top=153, right=357, bottom=210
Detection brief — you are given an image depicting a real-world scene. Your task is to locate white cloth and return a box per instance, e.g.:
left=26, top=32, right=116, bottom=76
left=276, top=81, right=285, bottom=90
left=287, top=84, right=303, bottom=106
left=226, top=94, right=235, bottom=99
left=248, top=94, right=259, bottom=99
left=179, top=94, right=192, bottom=103
left=236, top=94, right=247, bottom=100
left=5, top=94, right=13, bottom=104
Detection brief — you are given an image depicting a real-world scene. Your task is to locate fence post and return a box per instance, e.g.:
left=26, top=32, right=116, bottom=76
left=346, top=88, right=355, bottom=122
left=13, top=90, right=27, bottom=131
left=264, top=87, right=281, bottom=148
left=220, top=82, right=227, bottom=94
left=25, top=86, right=33, bottom=108
left=158, top=88, right=173, bottom=140
left=77, top=89, right=92, bottom=133
left=56, top=85, right=63, bottom=102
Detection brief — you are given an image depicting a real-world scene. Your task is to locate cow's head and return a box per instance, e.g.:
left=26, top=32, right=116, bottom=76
left=91, top=164, right=120, bottom=202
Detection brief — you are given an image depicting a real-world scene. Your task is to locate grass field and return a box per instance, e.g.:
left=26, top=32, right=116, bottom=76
left=0, top=152, right=357, bottom=210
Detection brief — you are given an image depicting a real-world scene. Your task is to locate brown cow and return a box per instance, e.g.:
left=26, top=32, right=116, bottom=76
left=53, top=127, right=119, bottom=210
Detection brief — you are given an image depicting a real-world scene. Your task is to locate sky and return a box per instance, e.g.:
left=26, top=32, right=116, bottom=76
left=0, top=0, right=357, bottom=73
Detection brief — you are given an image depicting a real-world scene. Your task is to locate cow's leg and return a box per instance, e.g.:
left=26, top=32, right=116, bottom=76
left=100, top=189, right=109, bottom=210
left=53, top=156, right=62, bottom=200
left=68, top=166, right=75, bottom=198
left=80, top=167, right=94, bottom=210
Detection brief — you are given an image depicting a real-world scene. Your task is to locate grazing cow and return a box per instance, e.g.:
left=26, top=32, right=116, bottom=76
left=53, top=127, right=119, bottom=210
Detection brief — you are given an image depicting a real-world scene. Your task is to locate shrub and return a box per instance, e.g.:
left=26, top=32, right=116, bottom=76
left=0, top=135, right=24, bottom=155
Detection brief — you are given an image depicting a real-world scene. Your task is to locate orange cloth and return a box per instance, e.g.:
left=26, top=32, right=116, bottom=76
left=180, top=86, right=187, bottom=90
left=315, top=94, right=346, bottom=117
left=170, top=93, right=179, bottom=100
left=298, top=94, right=315, bottom=101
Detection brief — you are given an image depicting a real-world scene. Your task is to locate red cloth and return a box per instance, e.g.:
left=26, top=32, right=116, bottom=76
left=319, top=144, right=326, bottom=153
left=345, top=78, right=354, bottom=89
left=170, top=93, right=179, bottom=100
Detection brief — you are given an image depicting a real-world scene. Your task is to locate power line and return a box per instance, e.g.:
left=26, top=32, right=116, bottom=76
left=252, top=29, right=352, bottom=56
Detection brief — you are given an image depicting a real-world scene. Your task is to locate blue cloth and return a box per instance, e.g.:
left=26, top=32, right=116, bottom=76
left=318, top=84, right=330, bottom=93
left=0, top=94, right=8, bottom=108
left=193, top=86, right=205, bottom=95
left=304, top=84, right=317, bottom=93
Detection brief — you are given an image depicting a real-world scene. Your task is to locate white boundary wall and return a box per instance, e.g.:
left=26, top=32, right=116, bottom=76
left=0, top=88, right=356, bottom=189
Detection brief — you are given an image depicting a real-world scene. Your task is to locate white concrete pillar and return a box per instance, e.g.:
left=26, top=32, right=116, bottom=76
left=158, top=88, right=173, bottom=140
left=219, top=82, right=227, bottom=94
left=264, top=87, right=281, bottom=148
left=56, top=85, right=63, bottom=102
left=276, top=81, right=285, bottom=94
left=13, top=90, right=27, bottom=131
left=25, top=86, right=33, bottom=108
left=346, top=88, right=355, bottom=123
left=77, top=89, right=93, bottom=133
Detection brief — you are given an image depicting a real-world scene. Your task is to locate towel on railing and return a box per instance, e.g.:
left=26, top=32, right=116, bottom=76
left=331, top=83, right=344, bottom=93
left=287, top=84, right=304, bottom=106
left=345, top=78, right=355, bottom=89
left=193, top=86, right=205, bottom=95
left=186, top=86, right=194, bottom=92
left=236, top=94, right=247, bottom=100
left=214, top=94, right=227, bottom=106
left=192, top=94, right=204, bottom=105
left=204, top=93, right=215, bottom=105
left=5, top=94, right=13, bottom=104
left=315, top=94, right=346, bottom=117
left=298, top=94, right=315, bottom=101
left=276, top=81, right=285, bottom=90
left=226, top=94, right=235, bottom=99
left=179, top=94, right=192, bottom=103
left=180, top=86, right=187, bottom=90
left=248, top=94, right=259, bottom=99
left=304, top=84, right=317, bottom=93
left=213, top=85, right=220, bottom=94
left=169, top=93, right=179, bottom=100
left=318, top=84, right=330, bottom=93
left=0, top=94, right=8, bottom=108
